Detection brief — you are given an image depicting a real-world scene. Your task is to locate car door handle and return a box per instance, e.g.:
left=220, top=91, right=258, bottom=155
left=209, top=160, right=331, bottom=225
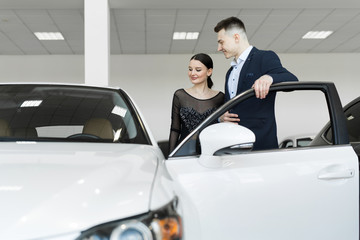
left=318, top=168, right=355, bottom=180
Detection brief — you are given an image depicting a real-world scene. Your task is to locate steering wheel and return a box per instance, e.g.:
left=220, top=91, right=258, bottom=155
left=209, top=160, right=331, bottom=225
left=67, top=133, right=101, bottom=140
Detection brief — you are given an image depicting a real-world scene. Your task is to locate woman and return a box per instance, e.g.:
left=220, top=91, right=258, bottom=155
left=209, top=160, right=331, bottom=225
left=168, top=53, right=224, bottom=154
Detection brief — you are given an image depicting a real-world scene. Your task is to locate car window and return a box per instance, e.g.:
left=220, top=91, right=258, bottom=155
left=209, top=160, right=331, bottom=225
left=0, top=84, right=150, bottom=144
left=344, top=101, right=360, bottom=142
left=36, top=125, right=83, bottom=138
left=275, top=90, right=328, bottom=147
left=279, top=140, right=293, bottom=148
left=285, top=140, right=294, bottom=148
left=170, top=84, right=337, bottom=158
left=297, top=137, right=313, bottom=147
left=324, top=99, right=360, bottom=143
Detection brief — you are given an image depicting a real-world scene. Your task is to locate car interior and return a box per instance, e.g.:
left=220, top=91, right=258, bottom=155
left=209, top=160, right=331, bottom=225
left=0, top=85, right=150, bottom=145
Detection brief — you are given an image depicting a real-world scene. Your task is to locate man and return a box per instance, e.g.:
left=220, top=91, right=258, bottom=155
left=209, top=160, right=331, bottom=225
left=214, top=16, right=298, bottom=150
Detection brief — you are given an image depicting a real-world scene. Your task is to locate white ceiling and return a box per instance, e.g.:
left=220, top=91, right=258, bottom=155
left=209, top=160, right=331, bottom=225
left=1, top=0, right=360, bottom=55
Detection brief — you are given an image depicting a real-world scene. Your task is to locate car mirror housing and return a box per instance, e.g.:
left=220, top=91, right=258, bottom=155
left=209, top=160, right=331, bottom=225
left=198, top=122, right=255, bottom=168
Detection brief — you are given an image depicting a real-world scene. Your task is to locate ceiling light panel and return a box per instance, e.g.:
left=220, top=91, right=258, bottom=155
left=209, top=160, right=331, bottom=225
left=20, top=100, right=42, bottom=107
left=34, top=32, right=65, bottom=40
left=185, top=32, right=199, bottom=40
left=173, top=32, right=186, bottom=40
left=173, top=32, right=199, bottom=40
left=302, top=31, right=333, bottom=39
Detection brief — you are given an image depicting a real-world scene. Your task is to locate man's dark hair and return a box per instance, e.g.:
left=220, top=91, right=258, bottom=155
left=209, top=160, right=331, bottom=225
left=214, top=16, right=246, bottom=33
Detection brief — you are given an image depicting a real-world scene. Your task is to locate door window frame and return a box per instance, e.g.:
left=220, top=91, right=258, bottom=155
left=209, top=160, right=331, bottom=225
left=168, top=81, right=349, bottom=158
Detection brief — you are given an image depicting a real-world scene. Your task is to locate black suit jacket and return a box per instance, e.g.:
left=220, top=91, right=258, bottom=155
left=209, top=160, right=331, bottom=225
left=225, top=47, right=298, bottom=150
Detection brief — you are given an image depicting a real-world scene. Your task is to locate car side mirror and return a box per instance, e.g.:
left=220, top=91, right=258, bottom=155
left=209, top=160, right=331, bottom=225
left=198, top=122, right=256, bottom=168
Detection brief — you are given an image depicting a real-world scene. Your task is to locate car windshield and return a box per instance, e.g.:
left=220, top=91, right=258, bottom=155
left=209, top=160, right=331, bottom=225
left=0, top=84, right=150, bottom=144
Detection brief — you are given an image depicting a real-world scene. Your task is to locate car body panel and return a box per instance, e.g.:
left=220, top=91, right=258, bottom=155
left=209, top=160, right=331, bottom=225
left=167, top=144, right=358, bottom=239
left=0, top=142, right=160, bottom=240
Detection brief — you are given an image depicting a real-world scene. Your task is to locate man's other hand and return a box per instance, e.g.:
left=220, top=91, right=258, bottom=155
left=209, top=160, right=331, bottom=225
left=252, top=74, right=273, bottom=99
left=219, top=111, right=240, bottom=123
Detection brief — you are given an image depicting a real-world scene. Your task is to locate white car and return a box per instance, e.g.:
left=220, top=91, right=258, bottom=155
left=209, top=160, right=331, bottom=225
left=0, top=82, right=358, bottom=240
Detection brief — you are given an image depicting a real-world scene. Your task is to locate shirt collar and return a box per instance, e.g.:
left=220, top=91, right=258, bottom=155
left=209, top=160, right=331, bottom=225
left=231, top=46, right=253, bottom=67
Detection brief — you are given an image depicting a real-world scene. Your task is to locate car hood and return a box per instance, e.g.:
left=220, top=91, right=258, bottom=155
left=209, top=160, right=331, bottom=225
left=0, top=142, right=160, bottom=240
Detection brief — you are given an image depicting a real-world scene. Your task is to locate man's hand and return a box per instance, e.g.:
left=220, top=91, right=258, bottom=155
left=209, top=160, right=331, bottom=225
left=252, top=75, right=273, bottom=99
left=219, top=111, right=240, bottom=123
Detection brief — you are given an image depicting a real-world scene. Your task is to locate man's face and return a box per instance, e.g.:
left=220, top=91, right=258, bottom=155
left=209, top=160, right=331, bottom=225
left=217, top=29, right=237, bottom=59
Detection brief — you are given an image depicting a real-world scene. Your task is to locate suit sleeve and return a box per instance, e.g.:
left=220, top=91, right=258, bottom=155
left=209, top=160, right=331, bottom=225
left=260, top=51, right=298, bottom=83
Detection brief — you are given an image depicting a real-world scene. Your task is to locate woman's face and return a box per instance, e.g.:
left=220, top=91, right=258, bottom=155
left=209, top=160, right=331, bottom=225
left=188, top=59, right=212, bottom=85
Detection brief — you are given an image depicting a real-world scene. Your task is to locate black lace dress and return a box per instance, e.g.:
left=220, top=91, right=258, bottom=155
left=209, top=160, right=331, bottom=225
left=169, top=89, right=225, bottom=153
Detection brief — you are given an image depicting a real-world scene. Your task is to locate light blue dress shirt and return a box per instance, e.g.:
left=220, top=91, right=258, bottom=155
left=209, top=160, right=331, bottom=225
left=228, top=46, right=253, bottom=99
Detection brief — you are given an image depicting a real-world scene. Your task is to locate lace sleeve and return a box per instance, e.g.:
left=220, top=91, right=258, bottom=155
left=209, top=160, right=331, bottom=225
left=169, top=92, right=181, bottom=153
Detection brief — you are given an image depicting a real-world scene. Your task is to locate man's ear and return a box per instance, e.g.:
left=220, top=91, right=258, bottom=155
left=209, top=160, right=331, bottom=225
left=234, top=33, right=241, bottom=43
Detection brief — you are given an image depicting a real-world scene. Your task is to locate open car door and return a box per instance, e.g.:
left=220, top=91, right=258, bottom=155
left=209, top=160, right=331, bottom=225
left=166, top=82, right=359, bottom=240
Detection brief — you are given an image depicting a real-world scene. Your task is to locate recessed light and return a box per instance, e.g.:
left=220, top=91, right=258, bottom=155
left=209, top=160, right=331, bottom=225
left=302, top=31, right=333, bottom=39
left=173, top=32, right=186, bottom=40
left=34, top=32, right=65, bottom=40
left=173, top=32, right=199, bottom=40
left=111, top=105, right=127, bottom=117
left=21, top=100, right=42, bottom=107
left=185, top=32, right=199, bottom=40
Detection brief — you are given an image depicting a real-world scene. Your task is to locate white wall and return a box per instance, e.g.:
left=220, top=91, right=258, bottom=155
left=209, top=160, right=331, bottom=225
left=1, top=53, right=359, bottom=142
left=0, top=55, right=84, bottom=84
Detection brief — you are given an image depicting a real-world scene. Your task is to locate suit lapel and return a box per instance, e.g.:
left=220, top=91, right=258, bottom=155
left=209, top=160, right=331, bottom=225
left=225, top=67, right=232, bottom=101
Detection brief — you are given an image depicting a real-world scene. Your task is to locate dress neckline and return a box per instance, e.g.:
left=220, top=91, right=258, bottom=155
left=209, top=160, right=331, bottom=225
left=182, top=88, right=221, bottom=101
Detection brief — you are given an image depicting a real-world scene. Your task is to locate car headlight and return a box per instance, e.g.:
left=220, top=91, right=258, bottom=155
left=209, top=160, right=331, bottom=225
left=76, top=197, right=182, bottom=240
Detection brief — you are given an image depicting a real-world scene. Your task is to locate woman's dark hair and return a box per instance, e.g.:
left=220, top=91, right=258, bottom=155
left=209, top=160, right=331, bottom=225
left=190, top=53, right=214, bottom=89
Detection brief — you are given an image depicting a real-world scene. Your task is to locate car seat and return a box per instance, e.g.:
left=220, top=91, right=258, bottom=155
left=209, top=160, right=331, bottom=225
left=0, top=119, right=12, bottom=137
left=82, top=118, right=114, bottom=140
